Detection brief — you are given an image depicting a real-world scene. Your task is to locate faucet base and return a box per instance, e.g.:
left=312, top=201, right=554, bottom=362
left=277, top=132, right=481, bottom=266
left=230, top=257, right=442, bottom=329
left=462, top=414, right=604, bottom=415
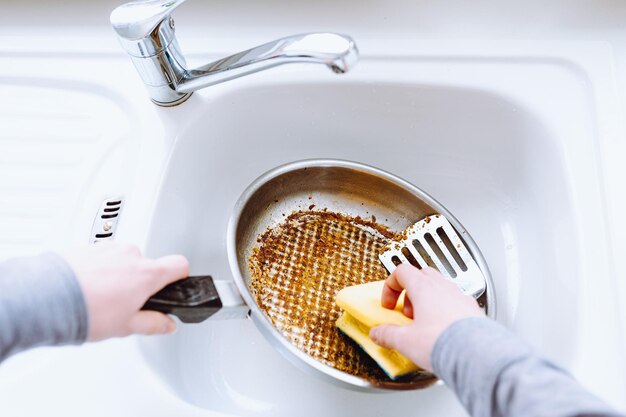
left=151, top=91, right=193, bottom=107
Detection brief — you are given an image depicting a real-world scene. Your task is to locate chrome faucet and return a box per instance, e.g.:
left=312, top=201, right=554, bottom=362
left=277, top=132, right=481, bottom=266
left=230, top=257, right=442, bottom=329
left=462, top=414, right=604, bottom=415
left=110, top=0, right=359, bottom=106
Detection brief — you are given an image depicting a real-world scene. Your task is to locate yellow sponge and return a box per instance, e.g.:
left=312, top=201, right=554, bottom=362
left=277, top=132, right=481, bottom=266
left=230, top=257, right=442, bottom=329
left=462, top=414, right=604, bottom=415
left=335, top=281, right=419, bottom=379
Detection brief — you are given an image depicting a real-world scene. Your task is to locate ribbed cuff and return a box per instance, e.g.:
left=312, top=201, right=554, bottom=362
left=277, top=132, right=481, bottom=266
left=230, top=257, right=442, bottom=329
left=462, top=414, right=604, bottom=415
left=41, top=252, right=90, bottom=344
left=431, top=317, right=532, bottom=417
left=0, top=252, right=89, bottom=362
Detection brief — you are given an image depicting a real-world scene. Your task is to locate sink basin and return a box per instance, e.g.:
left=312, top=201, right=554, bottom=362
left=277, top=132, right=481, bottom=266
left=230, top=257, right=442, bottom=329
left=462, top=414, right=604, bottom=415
left=141, top=55, right=625, bottom=415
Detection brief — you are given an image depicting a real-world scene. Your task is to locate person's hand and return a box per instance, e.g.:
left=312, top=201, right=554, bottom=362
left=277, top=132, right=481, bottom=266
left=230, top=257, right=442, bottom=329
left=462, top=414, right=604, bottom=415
left=369, top=264, right=483, bottom=371
left=60, top=242, right=189, bottom=341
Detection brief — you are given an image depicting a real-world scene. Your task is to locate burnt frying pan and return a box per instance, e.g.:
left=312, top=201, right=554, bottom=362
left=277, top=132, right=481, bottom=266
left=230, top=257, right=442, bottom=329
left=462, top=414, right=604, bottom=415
left=142, top=159, right=496, bottom=391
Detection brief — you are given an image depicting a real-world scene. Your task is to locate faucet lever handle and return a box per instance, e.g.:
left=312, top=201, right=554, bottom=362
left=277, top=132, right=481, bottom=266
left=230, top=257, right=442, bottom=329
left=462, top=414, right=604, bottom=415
left=110, top=0, right=187, bottom=40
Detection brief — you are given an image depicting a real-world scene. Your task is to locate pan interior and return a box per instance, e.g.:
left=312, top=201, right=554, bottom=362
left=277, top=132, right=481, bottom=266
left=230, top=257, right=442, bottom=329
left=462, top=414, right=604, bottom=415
left=235, top=164, right=443, bottom=387
left=236, top=165, right=437, bottom=270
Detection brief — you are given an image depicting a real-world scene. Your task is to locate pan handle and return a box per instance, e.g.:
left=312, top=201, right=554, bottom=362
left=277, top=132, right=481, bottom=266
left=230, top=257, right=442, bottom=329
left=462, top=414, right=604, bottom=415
left=142, top=275, right=247, bottom=323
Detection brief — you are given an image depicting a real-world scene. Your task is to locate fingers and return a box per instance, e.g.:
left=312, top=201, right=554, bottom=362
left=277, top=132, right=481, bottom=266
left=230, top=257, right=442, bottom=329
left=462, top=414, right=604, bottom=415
left=369, top=324, right=410, bottom=352
left=128, top=311, right=177, bottom=336
left=402, top=295, right=414, bottom=319
left=142, top=255, right=190, bottom=293
left=154, top=254, right=190, bottom=285
left=381, top=264, right=422, bottom=309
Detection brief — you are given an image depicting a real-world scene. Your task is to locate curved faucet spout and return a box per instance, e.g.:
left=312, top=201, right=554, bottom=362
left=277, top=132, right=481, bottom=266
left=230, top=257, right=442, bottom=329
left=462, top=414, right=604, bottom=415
left=111, top=0, right=359, bottom=106
left=176, top=33, right=359, bottom=94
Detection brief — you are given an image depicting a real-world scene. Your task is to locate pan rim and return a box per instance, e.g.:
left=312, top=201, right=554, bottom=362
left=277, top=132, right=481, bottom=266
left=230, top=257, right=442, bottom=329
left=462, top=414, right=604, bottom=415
left=226, top=158, right=496, bottom=391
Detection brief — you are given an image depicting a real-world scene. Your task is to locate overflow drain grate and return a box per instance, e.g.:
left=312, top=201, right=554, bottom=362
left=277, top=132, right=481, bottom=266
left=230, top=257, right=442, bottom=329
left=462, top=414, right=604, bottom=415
left=90, top=198, right=123, bottom=243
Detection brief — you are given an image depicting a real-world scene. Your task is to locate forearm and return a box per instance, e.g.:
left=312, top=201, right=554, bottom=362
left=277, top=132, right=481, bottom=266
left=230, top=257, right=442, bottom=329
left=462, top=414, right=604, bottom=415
left=0, top=253, right=88, bottom=362
left=432, top=317, right=623, bottom=417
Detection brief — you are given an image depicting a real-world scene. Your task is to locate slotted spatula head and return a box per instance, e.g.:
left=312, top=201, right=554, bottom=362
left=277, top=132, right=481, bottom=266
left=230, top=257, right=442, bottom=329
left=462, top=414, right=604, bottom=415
left=379, top=214, right=486, bottom=298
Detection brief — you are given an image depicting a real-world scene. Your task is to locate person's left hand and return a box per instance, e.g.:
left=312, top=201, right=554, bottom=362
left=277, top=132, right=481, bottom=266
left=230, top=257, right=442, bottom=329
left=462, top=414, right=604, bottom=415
left=60, top=242, right=189, bottom=341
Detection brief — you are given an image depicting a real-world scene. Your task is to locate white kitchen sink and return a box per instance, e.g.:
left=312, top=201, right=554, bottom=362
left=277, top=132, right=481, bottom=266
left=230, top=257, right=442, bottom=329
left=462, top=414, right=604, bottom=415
left=140, top=54, right=626, bottom=415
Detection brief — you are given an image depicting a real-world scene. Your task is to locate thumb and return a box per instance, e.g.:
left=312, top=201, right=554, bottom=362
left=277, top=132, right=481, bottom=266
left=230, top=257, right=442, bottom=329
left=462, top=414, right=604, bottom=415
left=369, top=324, right=410, bottom=351
left=128, top=311, right=177, bottom=336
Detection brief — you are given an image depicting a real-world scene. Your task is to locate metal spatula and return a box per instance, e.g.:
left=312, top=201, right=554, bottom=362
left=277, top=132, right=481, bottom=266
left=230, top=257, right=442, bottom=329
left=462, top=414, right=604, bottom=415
left=379, top=214, right=486, bottom=298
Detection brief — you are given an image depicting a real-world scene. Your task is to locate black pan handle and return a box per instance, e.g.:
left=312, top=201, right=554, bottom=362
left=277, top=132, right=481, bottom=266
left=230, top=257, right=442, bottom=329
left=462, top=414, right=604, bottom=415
left=141, top=275, right=223, bottom=323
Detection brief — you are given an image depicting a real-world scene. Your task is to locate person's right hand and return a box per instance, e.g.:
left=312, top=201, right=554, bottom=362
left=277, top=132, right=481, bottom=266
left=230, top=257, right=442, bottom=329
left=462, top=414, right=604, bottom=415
left=369, top=264, right=484, bottom=371
left=60, top=242, right=189, bottom=342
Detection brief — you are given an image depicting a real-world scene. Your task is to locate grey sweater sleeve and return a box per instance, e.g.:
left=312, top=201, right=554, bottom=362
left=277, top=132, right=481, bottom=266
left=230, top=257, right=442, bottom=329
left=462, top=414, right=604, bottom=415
left=0, top=253, right=89, bottom=362
left=431, top=317, right=624, bottom=417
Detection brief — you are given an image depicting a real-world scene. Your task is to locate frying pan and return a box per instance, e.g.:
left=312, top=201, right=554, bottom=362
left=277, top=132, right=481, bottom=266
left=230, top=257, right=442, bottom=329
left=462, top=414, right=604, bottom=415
left=142, top=159, right=496, bottom=391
